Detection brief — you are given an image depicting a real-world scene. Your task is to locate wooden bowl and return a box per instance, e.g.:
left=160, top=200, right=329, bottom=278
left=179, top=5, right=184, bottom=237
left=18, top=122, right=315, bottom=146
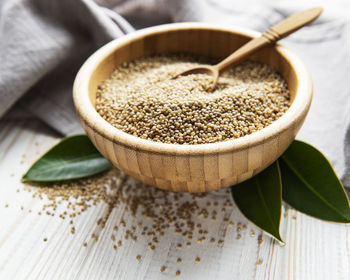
left=73, top=23, right=312, bottom=192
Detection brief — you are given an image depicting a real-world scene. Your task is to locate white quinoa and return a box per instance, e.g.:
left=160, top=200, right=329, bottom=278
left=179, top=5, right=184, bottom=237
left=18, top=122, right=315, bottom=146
left=96, top=55, right=290, bottom=144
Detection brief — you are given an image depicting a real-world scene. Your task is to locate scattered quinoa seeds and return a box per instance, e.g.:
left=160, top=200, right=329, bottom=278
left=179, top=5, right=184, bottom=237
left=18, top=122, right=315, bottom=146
left=20, top=162, right=265, bottom=265
left=258, top=234, right=264, bottom=245
left=96, top=55, right=290, bottom=145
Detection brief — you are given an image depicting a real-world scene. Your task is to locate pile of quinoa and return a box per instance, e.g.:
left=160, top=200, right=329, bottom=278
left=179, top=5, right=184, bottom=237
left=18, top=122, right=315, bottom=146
left=96, top=55, right=290, bottom=144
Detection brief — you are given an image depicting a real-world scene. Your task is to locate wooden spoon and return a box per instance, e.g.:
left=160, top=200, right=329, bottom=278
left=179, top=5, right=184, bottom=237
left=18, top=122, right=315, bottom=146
left=173, top=7, right=323, bottom=91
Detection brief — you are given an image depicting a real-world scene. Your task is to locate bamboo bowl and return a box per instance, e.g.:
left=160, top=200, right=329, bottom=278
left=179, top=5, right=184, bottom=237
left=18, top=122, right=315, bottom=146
left=73, top=23, right=313, bottom=192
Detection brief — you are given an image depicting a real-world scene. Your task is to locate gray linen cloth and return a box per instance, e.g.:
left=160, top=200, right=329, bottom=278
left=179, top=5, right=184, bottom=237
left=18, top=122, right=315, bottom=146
left=0, top=0, right=134, bottom=134
left=1, top=0, right=350, bottom=185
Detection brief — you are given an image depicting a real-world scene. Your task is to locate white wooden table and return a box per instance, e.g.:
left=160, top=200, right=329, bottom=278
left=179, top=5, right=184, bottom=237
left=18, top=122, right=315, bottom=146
left=0, top=118, right=349, bottom=280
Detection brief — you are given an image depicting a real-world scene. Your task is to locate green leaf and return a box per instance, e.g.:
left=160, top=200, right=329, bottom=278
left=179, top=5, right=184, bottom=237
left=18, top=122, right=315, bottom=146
left=279, top=140, right=350, bottom=223
left=231, top=162, right=283, bottom=243
left=22, top=135, right=112, bottom=182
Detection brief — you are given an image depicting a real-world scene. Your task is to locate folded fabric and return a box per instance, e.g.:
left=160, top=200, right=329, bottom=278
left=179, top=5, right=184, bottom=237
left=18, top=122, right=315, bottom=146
left=0, top=0, right=133, bottom=135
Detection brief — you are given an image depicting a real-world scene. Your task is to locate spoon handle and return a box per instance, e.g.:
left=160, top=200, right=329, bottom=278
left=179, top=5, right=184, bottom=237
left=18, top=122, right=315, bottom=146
left=267, top=7, right=323, bottom=39
left=214, top=7, right=323, bottom=73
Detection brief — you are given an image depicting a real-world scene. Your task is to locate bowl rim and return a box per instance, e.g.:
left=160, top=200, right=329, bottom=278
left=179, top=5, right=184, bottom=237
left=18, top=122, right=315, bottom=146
left=73, top=22, right=313, bottom=155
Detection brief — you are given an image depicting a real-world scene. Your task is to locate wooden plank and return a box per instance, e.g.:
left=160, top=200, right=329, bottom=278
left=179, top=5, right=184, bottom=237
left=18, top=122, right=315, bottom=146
left=0, top=119, right=349, bottom=279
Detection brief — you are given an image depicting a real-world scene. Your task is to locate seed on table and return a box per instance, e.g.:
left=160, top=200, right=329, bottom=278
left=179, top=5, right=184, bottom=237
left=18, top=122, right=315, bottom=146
left=195, top=257, right=201, bottom=263
left=160, top=266, right=166, bottom=272
left=136, top=255, right=141, bottom=261
left=176, top=270, right=181, bottom=276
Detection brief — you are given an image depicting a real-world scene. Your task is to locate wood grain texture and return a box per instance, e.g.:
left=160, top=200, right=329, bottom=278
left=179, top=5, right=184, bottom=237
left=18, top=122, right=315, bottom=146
left=0, top=119, right=349, bottom=280
left=73, top=23, right=313, bottom=192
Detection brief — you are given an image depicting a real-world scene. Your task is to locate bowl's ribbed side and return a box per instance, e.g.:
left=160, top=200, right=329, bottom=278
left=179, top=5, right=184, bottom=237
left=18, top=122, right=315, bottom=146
left=77, top=112, right=304, bottom=192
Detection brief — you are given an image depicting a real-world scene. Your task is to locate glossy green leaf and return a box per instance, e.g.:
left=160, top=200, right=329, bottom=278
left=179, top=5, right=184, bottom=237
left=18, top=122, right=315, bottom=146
left=22, top=135, right=112, bottom=182
left=231, top=162, right=283, bottom=243
left=279, top=140, right=350, bottom=223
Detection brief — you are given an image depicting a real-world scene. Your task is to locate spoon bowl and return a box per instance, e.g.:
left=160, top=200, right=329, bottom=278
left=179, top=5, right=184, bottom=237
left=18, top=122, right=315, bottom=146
left=172, top=65, right=219, bottom=91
